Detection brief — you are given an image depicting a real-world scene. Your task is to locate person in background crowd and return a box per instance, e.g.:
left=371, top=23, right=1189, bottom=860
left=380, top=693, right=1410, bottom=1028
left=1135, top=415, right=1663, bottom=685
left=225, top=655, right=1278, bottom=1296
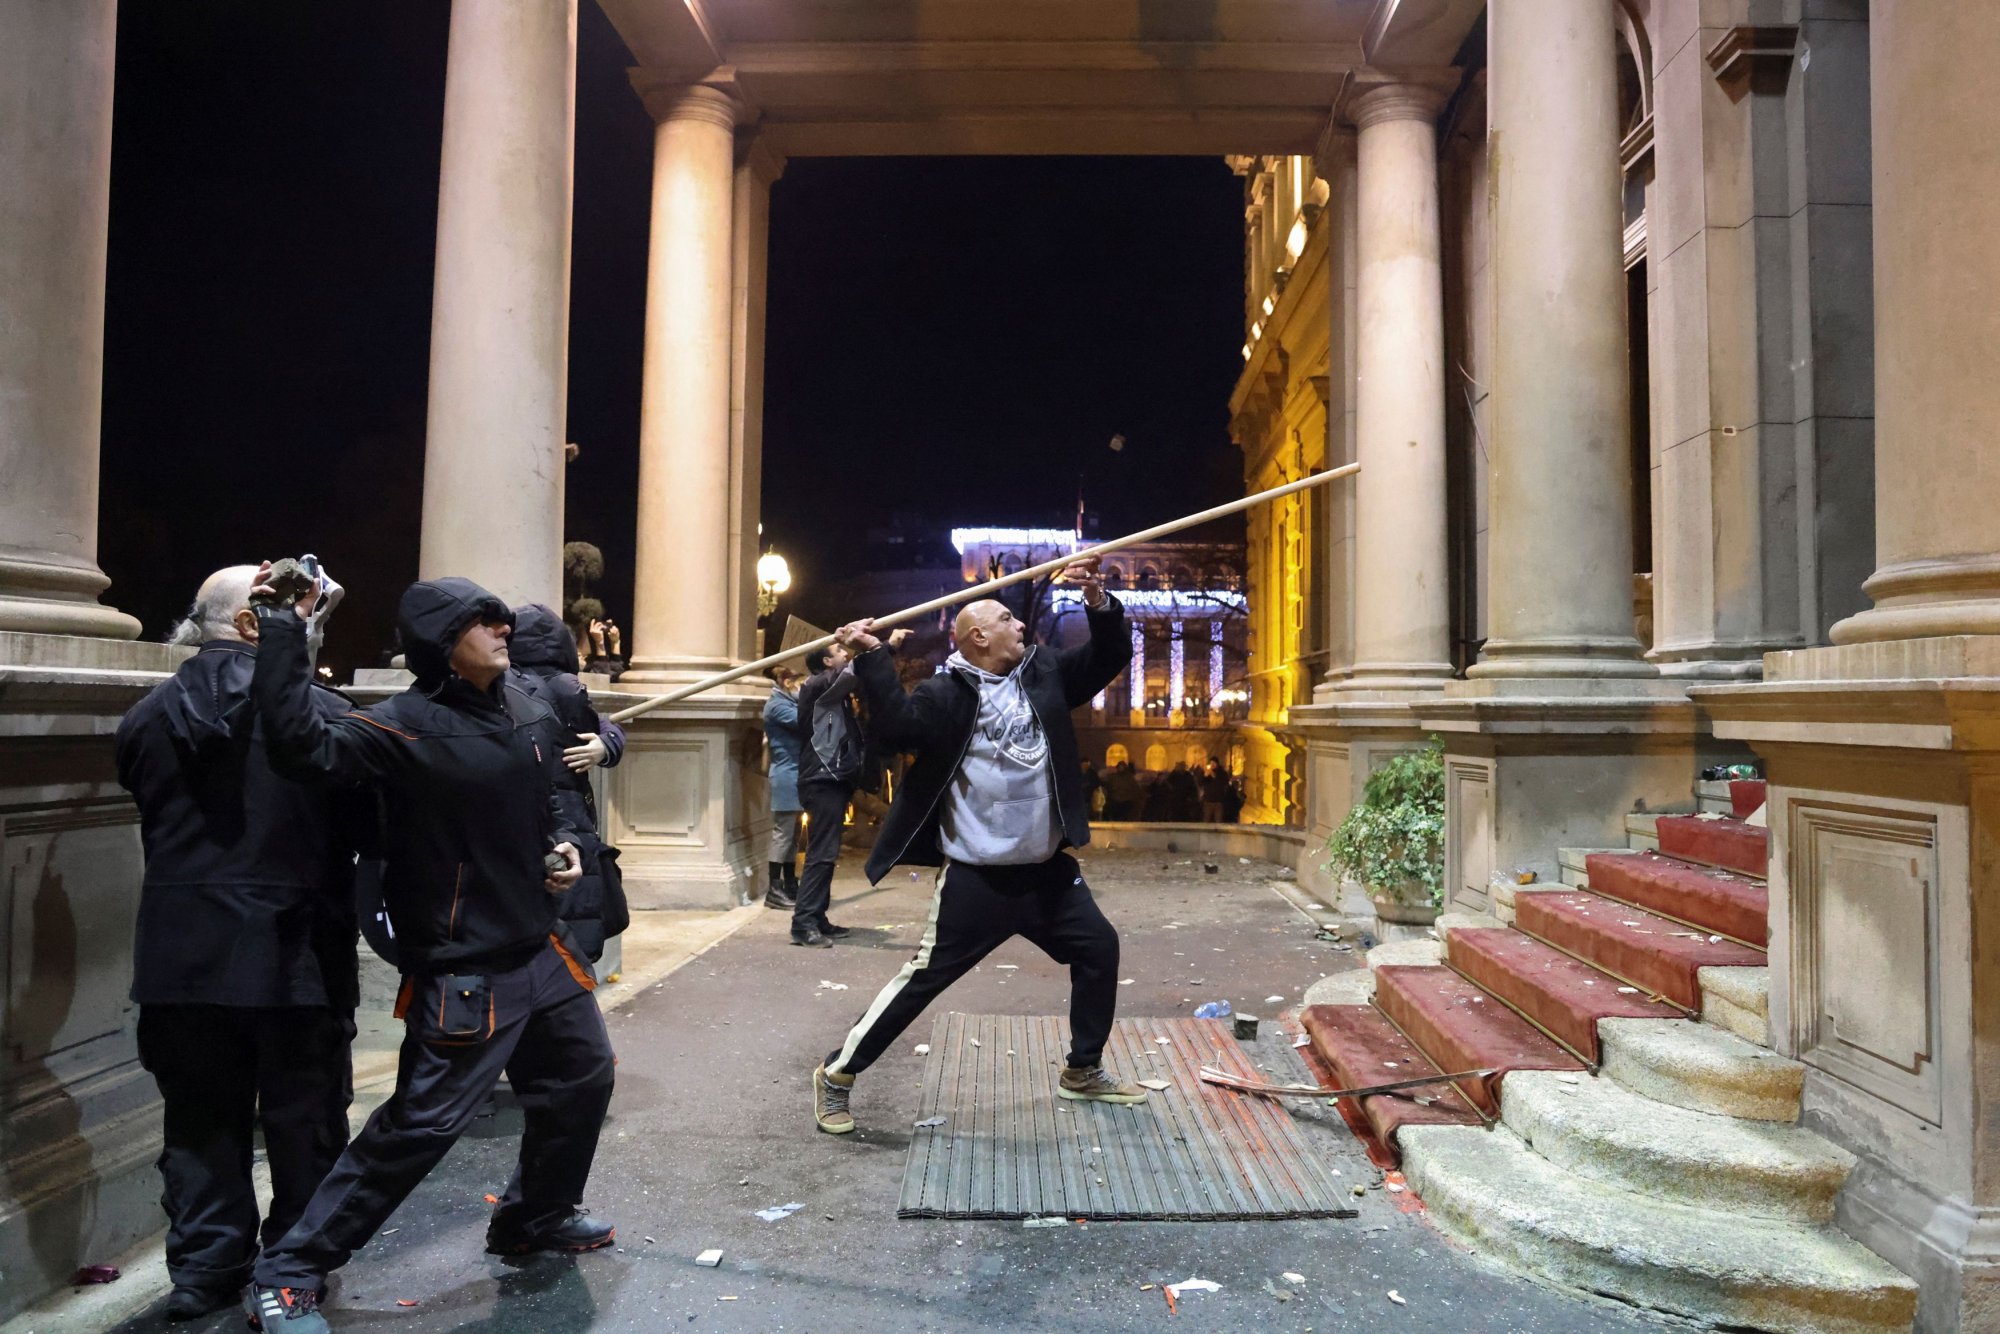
left=1166, top=761, right=1200, bottom=822
left=1199, top=760, right=1230, bottom=824
left=1103, top=760, right=1142, bottom=821
left=763, top=664, right=805, bottom=910
left=115, top=565, right=363, bottom=1322
left=510, top=603, right=629, bottom=965
left=1080, top=759, right=1104, bottom=817
left=242, top=569, right=612, bottom=1334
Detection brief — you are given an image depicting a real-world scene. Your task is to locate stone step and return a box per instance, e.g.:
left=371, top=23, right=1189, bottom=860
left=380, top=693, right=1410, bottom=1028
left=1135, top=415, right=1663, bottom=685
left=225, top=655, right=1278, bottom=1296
left=1624, top=810, right=1660, bottom=851
left=1516, top=890, right=1765, bottom=1010
left=1500, top=1070, right=1854, bottom=1224
left=1584, top=849, right=1769, bottom=945
left=1556, top=845, right=1624, bottom=888
left=1730, top=777, right=1768, bottom=818
left=1400, top=1125, right=1917, bottom=1334
left=1445, top=926, right=1681, bottom=1063
left=1656, top=812, right=1770, bottom=878
left=1298, top=1003, right=1481, bottom=1145
left=1699, top=964, right=1772, bottom=1045
left=1598, top=1015, right=1804, bottom=1122
left=1372, top=964, right=1582, bottom=1116
left=1301, top=967, right=1374, bottom=1007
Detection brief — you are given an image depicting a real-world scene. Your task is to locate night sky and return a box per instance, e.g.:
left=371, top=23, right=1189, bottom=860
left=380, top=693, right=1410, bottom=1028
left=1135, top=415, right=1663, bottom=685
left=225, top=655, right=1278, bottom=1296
left=99, top=3, right=1246, bottom=673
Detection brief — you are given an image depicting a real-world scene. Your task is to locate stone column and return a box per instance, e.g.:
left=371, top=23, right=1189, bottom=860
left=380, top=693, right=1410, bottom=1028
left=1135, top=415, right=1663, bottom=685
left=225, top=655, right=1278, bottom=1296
left=1469, top=0, right=1654, bottom=680
left=1829, top=1, right=2000, bottom=645
left=727, top=136, right=784, bottom=665
left=419, top=0, right=576, bottom=609
left=1341, top=83, right=1453, bottom=693
left=625, top=76, right=740, bottom=683
left=0, top=0, right=137, bottom=639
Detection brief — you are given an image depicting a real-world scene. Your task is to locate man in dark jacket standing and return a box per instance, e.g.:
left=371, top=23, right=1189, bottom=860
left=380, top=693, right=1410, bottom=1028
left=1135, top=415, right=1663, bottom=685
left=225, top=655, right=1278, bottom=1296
left=242, top=570, right=614, bottom=1334
left=790, top=642, right=863, bottom=948
left=509, top=603, right=628, bottom=966
left=812, top=557, right=1146, bottom=1134
left=115, top=565, right=362, bottom=1321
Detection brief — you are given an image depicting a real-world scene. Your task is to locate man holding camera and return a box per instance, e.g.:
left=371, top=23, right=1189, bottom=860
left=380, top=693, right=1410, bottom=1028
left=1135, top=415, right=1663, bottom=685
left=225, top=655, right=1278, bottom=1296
left=241, top=565, right=615, bottom=1333
left=115, top=564, right=362, bottom=1321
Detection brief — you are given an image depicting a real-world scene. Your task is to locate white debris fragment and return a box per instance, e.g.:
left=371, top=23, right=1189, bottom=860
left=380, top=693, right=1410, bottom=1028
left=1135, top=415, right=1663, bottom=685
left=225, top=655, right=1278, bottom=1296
left=695, top=1249, right=723, bottom=1267
left=817, top=980, right=849, bottom=991
left=754, top=1202, right=805, bottom=1222
left=1167, top=1278, right=1222, bottom=1297
left=914, top=1116, right=946, bottom=1128
left=1283, top=1271, right=1306, bottom=1285
left=1118, top=978, right=1134, bottom=985
left=1388, top=1289, right=1407, bottom=1305
left=1265, top=995, right=1285, bottom=1004
left=996, top=964, right=1019, bottom=970
left=1138, top=1078, right=1171, bottom=1091
left=914, top=1043, right=931, bottom=1055
left=1022, top=1216, right=1069, bottom=1229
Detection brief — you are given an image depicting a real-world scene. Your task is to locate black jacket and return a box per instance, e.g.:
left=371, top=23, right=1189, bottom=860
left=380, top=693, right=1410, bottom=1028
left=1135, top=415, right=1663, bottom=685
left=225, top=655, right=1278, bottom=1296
left=115, top=641, right=363, bottom=1008
left=507, top=604, right=629, bottom=960
left=252, top=578, right=577, bottom=974
left=795, top=662, right=864, bottom=789
left=853, top=596, right=1130, bottom=883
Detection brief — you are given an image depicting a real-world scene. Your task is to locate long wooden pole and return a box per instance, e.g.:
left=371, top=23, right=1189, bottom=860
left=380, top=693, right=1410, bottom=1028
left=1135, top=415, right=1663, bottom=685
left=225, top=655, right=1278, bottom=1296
left=605, top=463, right=1359, bottom=724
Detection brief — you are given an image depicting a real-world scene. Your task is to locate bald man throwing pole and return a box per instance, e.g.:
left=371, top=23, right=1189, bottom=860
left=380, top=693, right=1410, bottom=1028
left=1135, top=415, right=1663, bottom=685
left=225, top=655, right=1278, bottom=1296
left=813, top=556, right=1143, bottom=1134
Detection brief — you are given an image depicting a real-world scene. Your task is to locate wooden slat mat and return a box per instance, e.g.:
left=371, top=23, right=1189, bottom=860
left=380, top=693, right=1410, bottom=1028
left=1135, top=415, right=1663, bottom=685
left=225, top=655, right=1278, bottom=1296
left=897, top=1014, right=1351, bottom=1220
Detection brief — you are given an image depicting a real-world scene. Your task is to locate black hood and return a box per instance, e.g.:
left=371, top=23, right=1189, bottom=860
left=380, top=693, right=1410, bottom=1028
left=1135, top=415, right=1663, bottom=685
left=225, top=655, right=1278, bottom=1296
left=509, top=603, right=579, bottom=675
left=398, top=578, right=513, bottom=684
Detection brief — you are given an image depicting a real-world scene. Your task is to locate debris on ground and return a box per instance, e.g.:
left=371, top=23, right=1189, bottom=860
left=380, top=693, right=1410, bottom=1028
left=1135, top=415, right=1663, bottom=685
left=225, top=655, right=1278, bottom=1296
left=1203, top=863, right=1219, bottom=874
left=915, top=1043, right=931, bottom=1055
left=1233, top=1014, right=1260, bottom=1040
left=1388, top=1289, right=1408, bottom=1305
left=71, top=1265, right=120, bottom=1286
left=817, top=980, right=849, bottom=990
left=1022, top=1216, right=1070, bottom=1229
left=1265, top=1279, right=1294, bottom=1301
left=754, top=1202, right=806, bottom=1221
left=914, top=1116, right=947, bottom=1128
left=1273, top=866, right=1297, bottom=880
left=397, top=1299, right=419, bottom=1307
left=695, top=1249, right=723, bottom=1267
left=1193, top=1000, right=1233, bottom=1019
left=1283, top=1271, right=1306, bottom=1284
left=1118, top=978, right=1134, bottom=985
left=1264, top=994, right=1286, bottom=1004
left=1167, top=1277, right=1221, bottom=1297
left=1138, top=1078, right=1171, bottom=1091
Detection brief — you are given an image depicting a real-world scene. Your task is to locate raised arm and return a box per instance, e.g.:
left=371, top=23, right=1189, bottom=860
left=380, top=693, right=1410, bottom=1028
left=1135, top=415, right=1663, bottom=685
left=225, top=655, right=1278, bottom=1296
left=851, top=645, right=955, bottom=754
left=1053, top=592, right=1132, bottom=708
left=250, top=609, right=407, bottom=785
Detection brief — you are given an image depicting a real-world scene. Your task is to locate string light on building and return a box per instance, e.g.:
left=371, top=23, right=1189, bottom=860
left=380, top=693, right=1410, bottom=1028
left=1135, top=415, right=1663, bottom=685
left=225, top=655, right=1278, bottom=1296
left=1169, top=621, right=1185, bottom=712
left=1209, top=621, right=1224, bottom=699
left=1131, top=622, right=1145, bottom=713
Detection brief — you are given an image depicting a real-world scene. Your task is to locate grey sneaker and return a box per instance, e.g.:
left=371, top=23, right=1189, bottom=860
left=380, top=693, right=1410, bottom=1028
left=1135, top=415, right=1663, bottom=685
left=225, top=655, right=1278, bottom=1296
left=1059, top=1064, right=1149, bottom=1104
left=246, top=1285, right=328, bottom=1333
left=814, top=1063, right=856, bottom=1134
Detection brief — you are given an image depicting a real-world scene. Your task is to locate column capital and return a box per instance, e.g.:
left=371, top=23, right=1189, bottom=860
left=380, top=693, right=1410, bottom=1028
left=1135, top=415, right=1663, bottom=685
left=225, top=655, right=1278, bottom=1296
left=1313, top=119, right=1356, bottom=177
left=735, top=129, right=786, bottom=187
left=630, top=66, right=745, bottom=128
left=1345, top=77, right=1451, bottom=130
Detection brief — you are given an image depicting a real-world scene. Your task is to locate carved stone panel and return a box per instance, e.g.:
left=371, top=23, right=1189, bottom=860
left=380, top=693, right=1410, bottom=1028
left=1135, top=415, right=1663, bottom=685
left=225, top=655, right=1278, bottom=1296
left=1788, top=801, right=1941, bottom=1126
left=1446, top=756, right=1495, bottom=913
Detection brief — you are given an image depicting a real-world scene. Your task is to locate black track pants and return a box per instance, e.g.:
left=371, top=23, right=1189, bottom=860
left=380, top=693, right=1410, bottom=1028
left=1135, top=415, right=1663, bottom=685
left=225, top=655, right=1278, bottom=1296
left=824, top=853, right=1120, bottom=1077
left=252, top=941, right=615, bottom=1289
left=793, top=781, right=851, bottom=937
left=138, top=1005, right=355, bottom=1288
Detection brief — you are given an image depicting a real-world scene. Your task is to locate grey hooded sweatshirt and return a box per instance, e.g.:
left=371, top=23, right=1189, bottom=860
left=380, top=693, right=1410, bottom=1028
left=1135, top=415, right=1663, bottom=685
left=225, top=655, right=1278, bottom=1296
left=937, top=649, right=1063, bottom=866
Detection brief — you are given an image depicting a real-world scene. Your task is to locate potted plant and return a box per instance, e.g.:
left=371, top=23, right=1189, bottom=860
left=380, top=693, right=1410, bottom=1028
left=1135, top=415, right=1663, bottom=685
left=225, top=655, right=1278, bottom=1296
left=1325, top=739, right=1446, bottom=926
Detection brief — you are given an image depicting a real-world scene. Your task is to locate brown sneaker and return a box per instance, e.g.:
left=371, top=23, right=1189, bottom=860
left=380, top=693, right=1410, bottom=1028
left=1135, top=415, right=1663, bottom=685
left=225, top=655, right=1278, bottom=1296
left=814, top=1063, right=856, bottom=1134
left=1059, top=1064, right=1149, bottom=1104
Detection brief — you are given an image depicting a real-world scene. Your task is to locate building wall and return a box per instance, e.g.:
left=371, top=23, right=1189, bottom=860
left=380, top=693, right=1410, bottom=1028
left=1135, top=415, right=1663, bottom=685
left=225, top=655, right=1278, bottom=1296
left=1230, top=154, right=1335, bottom=827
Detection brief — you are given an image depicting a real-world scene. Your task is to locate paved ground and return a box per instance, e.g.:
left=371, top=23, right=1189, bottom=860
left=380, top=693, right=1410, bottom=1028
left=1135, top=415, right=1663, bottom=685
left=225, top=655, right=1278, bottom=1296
left=104, top=851, right=1660, bottom=1332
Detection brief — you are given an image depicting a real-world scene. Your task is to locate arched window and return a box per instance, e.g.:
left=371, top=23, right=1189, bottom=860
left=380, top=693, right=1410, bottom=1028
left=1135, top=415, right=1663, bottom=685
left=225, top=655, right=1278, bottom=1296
left=1102, top=565, right=1126, bottom=589
left=1139, top=566, right=1159, bottom=589
left=1185, top=745, right=1209, bottom=767
left=1144, top=743, right=1168, bottom=772
left=1172, top=566, right=1195, bottom=590
left=1105, top=743, right=1130, bottom=767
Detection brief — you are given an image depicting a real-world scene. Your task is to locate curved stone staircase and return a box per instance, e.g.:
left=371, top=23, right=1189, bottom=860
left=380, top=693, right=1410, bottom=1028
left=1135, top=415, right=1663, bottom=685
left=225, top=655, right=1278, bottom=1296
left=1302, top=781, right=1919, bottom=1333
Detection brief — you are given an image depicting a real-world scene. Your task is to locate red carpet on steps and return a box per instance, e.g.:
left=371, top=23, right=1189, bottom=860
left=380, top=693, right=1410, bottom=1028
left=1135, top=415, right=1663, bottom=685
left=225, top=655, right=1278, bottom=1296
left=1299, top=1004, right=1481, bottom=1147
left=1516, top=892, right=1765, bottom=1009
left=1728, top=778, right=1767, bottom=818
left=1584, top=851, right=1769, bottom=946
left=1373, top=964, right=1582, bottom=1114
left=1447, top=926, right=1681, bottom=1061
left=1654, top=814, right=1769, bottom=877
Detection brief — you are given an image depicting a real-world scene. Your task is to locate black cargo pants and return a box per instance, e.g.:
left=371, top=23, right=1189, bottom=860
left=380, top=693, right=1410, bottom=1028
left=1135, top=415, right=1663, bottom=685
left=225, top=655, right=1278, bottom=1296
left=253, top=940, right=615, bottom=1289
left=137, top=1004, right=355, bottom=1289
left=793, top=779, right=852, bottom=938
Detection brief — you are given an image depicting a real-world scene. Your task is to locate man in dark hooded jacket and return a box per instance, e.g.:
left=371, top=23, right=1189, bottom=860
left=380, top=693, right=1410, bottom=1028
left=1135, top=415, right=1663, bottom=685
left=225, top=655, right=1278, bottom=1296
left=242, top=571, right=616, bottom=1333
left=508, top=603, right=628, bottom=965
left=114, top=564, right=362, bottom=1321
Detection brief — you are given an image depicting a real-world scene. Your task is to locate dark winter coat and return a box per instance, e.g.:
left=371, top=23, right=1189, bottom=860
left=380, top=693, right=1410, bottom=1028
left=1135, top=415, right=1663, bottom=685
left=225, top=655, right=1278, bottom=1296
left=115, top=640, right=364, bottom=1009
left=251, top=578, right=577, bottom=974
left=507, top=603, right=628, bottom=961
left=852, top=596, right=1130, bottom=883
left=795, top=663, right=864, bottom=790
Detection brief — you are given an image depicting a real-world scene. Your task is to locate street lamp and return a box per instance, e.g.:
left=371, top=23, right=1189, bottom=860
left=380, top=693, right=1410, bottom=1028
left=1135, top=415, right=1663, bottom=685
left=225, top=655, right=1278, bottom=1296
left=756, top=550, right=792, bottom=620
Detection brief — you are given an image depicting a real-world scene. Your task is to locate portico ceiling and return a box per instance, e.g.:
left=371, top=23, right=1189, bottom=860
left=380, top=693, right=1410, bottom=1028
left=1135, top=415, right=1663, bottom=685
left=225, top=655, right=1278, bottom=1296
left=597, top=0, right=1482, bottom=156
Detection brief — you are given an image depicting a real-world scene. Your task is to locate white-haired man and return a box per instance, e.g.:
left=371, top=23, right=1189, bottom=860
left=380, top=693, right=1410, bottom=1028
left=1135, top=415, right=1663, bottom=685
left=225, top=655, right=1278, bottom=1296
left=115, top=566, right=363, bottom=1321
